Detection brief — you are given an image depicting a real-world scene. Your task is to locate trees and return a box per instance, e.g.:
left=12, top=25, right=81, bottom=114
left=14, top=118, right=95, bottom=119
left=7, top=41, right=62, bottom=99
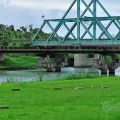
left=0, top=24, right=7, bottom=40
left=20, top=26, right=27, bottom=33
left=0, top=24, right=49, bottom=47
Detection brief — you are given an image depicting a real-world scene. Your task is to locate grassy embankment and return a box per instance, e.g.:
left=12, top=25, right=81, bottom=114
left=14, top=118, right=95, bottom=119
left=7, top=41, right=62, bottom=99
left=0, top=55, right=39, bottom=69
left=0, top=77, right=120, bottom=120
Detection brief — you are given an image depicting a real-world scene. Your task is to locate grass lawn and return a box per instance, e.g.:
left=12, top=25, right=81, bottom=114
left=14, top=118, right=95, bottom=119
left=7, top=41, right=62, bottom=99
left=0, top=77, right=120, bottom=120
left=0, top=55, right=39, bottom=69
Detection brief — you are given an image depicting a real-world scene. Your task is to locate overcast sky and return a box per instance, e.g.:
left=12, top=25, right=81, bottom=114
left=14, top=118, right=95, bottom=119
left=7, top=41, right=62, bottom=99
left=0, top=0, right=120, bottom=28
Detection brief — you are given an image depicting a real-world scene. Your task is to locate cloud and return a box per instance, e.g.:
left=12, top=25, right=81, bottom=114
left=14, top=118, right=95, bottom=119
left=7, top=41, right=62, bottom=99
left=6, top=0, right=72, bottom=10
left=3, top=0, right=119, bottom=14
left=0, top=0, right=120, bottom=28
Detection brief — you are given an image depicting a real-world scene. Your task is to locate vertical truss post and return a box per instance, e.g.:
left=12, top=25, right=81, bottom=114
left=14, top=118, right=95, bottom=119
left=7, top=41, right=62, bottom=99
left=93, top=0, right=96, bottom=41
left=77, top=0, right=80, bottom=41
left=32, top=0, right=120, bottom=46
left=47, top=0, right=76, bottom=43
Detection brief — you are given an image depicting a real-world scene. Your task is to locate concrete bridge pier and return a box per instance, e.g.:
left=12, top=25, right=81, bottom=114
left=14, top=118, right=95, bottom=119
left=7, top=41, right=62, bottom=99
left=0, top=53, right=5, bottom=62
left=55, top=67, right=61, bottom=72
left=46, top=68, right=54, bottom=72
left=100, top=68, right=115, bottom=76
left=108, top=69, right=115, bottom=76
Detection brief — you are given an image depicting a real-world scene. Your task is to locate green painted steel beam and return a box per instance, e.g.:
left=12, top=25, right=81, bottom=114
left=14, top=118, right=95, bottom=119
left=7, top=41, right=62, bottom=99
left=46, top=22, right=61, bottom=41
left=97, top=0, right=120, bottom=31
left=81, top=0, right=93, bottom=17
left=32, top=21, right=46, bottom=42
left=63, top=22, right=76, bottom=39
left=81, top=21, right=94, bottom=39
left=62, top=22, right=77, bottom=42
left=32, top=0, right=120, bottom=46
left=96, top=19, right=113, bottom=40
left=81, top=22, right=93, bottom=39
left=98, top=20, right=114, bottom=39
left=44, top=16, right=120, bottom=22
left=93, top=0, right=96, bottom=40
left=77, top=0, right=80, bottom=41
left=97, top=0, right=110, bottom=17
left=115, top=31, right=120, bottom=40
left=47, top=0, right=77, bottom=42
left=81, top=0, right=93, bottom=16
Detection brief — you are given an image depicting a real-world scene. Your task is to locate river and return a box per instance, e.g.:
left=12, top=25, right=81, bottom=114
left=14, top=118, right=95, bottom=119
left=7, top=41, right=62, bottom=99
left=0, top=67, right=120, bottom=83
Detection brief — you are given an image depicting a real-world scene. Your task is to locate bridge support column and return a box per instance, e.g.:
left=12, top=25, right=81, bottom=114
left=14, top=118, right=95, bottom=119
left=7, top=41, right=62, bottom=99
left=46, top=68, right=54, bottom=72
left=0, top=53, right=5, bottom=62
left=109, top=69, right=115, bottom=76
left=55, top=67, right=61, bottom=72
left=100, top=69, right=115, bottom=76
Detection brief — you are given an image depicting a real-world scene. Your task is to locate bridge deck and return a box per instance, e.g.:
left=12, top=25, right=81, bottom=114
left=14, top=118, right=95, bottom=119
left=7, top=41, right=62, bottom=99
left=32, top=39, right=120, bottom=46
left=1, top=45, right=120, bottom=54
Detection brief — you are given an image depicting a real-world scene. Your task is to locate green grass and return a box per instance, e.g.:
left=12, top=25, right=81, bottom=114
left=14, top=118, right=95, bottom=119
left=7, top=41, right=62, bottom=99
left=65, top=73, right=99, bottom=80
left=0, top=77, right=120, bottom=120
left=0, top=55, right=39, bottom=69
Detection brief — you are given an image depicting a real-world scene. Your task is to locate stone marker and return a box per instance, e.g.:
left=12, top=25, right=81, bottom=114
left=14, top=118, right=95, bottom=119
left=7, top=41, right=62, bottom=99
left=101, top=86, right=110, bottom=89
left=54, top=88, right=62, bottom=90
left=12, top=89, right=20, bottom=91
left=0, top=106, right=9, bottom=109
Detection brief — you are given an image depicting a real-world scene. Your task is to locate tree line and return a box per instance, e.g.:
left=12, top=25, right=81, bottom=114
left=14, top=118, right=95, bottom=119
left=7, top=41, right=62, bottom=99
left=0, top=24, right=50, bottom=47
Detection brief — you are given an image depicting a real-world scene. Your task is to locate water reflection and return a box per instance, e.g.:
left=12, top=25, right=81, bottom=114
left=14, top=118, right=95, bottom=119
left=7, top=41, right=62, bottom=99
left=0, top=67, right=119, bottom=83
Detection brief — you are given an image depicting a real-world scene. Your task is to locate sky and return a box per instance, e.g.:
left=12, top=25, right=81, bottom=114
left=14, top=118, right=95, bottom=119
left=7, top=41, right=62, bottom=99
left=0, top=0, right=120, bottom=29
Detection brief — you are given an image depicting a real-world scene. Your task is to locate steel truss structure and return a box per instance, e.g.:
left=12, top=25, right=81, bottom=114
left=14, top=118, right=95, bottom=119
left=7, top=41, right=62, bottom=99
left=32, top=0, right=120, bottom=46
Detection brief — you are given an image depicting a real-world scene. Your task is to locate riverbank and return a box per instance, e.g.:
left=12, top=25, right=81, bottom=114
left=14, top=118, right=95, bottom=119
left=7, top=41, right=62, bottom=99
left=0, top=77, right=120, bottom=120
left=0, top=55, right=39, bottom=69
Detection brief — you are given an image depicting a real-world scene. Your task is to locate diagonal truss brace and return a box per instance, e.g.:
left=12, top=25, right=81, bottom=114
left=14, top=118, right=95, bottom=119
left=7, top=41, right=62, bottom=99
left=32, top=0, right=120, bottom=45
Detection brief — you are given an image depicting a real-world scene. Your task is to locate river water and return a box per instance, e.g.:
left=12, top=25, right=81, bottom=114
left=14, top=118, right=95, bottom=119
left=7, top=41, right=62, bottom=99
left=0, top=67, right=120, bottom=83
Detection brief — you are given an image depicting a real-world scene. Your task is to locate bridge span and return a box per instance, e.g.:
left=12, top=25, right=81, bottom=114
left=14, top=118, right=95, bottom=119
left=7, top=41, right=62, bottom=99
left=1, top=45, right=120, bottom=54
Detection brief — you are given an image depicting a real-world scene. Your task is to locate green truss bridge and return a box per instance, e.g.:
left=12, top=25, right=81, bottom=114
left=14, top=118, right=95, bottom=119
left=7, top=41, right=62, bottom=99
left=0, top=0, right=120, bottom=54
left=32, top=0, right=120, bottom=47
